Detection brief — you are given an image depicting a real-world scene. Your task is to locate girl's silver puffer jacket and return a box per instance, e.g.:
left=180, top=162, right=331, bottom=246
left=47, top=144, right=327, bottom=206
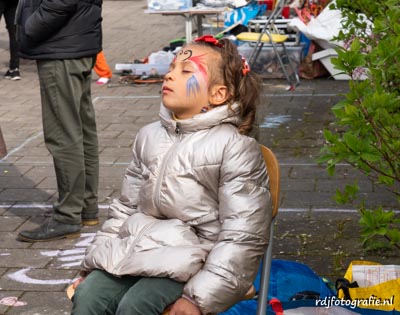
left=82, top=103, right=272, bottom=315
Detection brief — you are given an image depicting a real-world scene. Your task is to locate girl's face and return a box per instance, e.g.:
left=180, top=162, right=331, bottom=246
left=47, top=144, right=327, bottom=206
left=162, top=45, right=214, bottom=119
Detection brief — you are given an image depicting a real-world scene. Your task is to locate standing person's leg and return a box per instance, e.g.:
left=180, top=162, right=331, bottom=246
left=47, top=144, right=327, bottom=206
left=72, top=269, right=141, bottom=315
left=116, top=277, right=184, bottom=315
left=4, top=1, right=19, bottom=70
left=94, top=51, right=112, bottom=85
left=18, top=58, right=96, bottom=242
left=79, top=57, right=100, bottom=225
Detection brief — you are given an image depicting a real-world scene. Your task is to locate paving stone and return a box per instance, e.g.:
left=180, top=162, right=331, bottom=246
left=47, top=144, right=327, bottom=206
left=0, top=216, right=26, bottom=232
left=0, top=291, right=24, bottom=315
left=0, top=232, right=31, bottom=249
left=0, top=249, right=52, bottom=269
left=6, top=291, right=72, bottom=315
left=0, top=189, right=55, bottom=202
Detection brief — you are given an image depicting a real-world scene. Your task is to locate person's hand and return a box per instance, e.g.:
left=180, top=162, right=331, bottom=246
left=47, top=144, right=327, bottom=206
left=169, top=297, right=201, bottom=315
left=72, top=277, right=85, bottom=289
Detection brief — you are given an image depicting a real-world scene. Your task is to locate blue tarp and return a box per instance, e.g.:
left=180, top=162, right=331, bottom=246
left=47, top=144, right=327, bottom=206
left=220, top=259, right=399, bottom=315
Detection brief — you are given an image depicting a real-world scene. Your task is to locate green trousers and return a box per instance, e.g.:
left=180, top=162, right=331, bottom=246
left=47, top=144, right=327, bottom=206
left=36, top=57, right=99, bottom=225
left=71, top=270, right=185, bottom=315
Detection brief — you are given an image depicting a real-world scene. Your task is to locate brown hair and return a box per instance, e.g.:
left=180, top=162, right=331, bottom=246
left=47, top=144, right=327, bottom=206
left=190, top=38, right=262, bottom=135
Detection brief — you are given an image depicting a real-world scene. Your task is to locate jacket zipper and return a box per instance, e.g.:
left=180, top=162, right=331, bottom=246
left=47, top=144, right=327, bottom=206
left=154, top=123, right=182, bottom=210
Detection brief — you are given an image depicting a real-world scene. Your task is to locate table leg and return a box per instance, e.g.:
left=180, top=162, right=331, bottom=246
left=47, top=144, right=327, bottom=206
left=196, top=15, right=203, bottom=37
left=185, top=16, right=192, bottom=43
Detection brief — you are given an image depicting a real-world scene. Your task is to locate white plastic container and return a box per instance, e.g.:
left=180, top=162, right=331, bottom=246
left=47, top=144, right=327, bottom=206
left=147, top=0, right=192, bottom=11
left=312, top=49, right=368, bottom=80
left=115, top=63, right=170, bottom=76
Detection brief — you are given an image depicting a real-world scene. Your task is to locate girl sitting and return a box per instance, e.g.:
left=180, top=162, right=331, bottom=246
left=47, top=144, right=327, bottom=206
left=71, top=35, right=272, bottom=315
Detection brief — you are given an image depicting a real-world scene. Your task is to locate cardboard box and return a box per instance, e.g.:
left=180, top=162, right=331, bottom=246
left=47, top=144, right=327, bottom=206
left=147, top=0, right=192, bottom=11
left=237, top=42, right=304, bottom=79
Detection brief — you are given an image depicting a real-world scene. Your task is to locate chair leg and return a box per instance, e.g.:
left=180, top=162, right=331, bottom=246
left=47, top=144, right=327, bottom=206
left=280, top=42, right=300, bottom=87
left=271, top=43, right=299, bottom=89
left=256, top=217, right=275, bottom=315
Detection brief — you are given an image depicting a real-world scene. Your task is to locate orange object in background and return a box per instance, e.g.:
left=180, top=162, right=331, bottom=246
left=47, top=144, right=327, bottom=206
left=94, top=51, right=112, bottom=79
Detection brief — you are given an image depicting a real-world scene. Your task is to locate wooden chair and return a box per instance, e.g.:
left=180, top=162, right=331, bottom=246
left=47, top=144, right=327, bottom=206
left=67, top=145, right=280, bottom=315
left=164, top=145, right=280, bottom=315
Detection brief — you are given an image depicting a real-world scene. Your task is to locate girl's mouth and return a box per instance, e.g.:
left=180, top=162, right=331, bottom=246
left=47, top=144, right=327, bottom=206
left=162, top=86, right=173, bottom=94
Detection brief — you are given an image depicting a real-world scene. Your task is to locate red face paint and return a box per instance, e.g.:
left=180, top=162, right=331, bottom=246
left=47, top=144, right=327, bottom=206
left=187, top=54, right=208, bottom=82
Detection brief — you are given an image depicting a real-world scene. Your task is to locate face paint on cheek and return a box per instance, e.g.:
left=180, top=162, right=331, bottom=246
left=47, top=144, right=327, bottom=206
left=186, top=74, right=201, bottom=97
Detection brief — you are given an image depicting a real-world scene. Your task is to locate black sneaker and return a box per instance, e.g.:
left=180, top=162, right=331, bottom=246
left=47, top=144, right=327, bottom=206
left=17, top=218, right=81, bottom=242
left=4, top=68, right=21, bottom=81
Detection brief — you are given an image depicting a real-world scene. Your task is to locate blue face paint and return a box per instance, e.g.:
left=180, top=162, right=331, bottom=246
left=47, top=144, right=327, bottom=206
left=186, top=74, right=200, bottom=97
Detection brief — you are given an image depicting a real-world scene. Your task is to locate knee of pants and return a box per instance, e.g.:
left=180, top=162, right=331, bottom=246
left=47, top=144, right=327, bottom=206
left=116, top=294, right=164, bottom=315
left=71, top=281, right=103, bottom=314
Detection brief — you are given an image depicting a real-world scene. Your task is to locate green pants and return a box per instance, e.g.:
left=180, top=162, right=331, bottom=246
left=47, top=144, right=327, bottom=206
left=36, top=57, right=99, bottom=225
left=71, top=270, right=185, bottom=315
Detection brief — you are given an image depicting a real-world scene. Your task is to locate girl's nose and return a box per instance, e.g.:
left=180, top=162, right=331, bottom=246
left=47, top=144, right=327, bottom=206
left=164, top=71, right=174, bottom=81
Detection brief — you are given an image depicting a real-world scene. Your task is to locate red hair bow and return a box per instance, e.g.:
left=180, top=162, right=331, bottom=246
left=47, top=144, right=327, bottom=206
left=194, top=35, right=224, bottom=48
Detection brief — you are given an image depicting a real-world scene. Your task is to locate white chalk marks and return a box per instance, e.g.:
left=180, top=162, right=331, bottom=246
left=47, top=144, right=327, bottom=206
left=0, top=296, right=27, bottom=307
left=260, top=114, right=291, bottom=128
left=7, top=233, right=95, bottom=285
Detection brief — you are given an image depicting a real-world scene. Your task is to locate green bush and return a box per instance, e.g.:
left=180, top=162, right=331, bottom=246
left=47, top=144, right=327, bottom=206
left=318, top=0, right=400, bottom=250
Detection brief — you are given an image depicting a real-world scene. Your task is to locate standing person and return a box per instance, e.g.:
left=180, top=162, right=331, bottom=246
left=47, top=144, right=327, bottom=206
left=16, top=0, right=102, bottom=242
left=71, top=35, right=272, bottom=315
left=1, top=0, right=20, bottom=80
left=94, top=50, right=112, bottom=85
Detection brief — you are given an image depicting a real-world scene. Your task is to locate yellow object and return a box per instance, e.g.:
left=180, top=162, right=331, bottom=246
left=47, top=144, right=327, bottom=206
left=236, top=32, right=288, bottom=43
left=338, top=260, right=400, bottom=311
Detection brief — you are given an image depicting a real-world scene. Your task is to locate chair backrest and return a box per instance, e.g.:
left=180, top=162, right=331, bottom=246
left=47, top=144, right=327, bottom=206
left=260, top=145, right=280, bottom=218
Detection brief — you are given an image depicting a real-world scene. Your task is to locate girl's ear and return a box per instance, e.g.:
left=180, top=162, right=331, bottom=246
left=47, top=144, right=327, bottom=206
left=209, top=85, right=229, bottom=106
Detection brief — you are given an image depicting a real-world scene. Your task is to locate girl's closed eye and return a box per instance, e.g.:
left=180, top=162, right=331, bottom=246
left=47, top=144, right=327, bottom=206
left=182, top=66, right=194, bottom=73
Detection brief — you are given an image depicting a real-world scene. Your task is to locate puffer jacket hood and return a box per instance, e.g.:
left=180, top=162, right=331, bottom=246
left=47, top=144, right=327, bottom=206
left=83, top=102, right=272, bottom=315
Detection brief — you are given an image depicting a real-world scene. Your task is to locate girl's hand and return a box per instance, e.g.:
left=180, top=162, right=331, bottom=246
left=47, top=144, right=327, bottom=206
left=72, top=277, right=85, bottom=289
left=169, top=297, right=201, bottom=315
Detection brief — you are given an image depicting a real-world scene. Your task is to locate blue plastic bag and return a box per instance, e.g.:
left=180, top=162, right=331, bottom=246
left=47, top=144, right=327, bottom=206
left=220, top=259, right=334, bottom=315
left=224, top=2, right=267, bottom=28
left=220, top=259, right=400, bottom=315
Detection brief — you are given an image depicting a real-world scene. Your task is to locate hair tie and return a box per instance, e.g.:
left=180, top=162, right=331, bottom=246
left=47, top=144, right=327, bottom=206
left=194, top=35, right=224, bottom=48
left=241, top=56, right=250, bottom=75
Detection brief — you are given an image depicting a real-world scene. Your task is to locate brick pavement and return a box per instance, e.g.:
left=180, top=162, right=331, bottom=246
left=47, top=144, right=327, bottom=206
left=0, top=1, right=399, bottom=314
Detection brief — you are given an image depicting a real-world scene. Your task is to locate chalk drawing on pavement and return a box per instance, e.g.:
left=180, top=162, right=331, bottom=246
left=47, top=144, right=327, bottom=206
left=260, top=114, right=291, bottom=128
left=0, top=296, right=27, bottom=307
left=7, top=233, right=95, bottom=285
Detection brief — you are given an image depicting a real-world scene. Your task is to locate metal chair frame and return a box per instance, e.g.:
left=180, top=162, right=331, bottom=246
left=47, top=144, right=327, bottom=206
left=247, top=0, right=300, bottom=89
left=257, top=145, right=280, bottom=315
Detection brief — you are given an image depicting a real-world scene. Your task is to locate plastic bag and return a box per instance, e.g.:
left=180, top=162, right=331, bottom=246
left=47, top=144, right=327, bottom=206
left=148, top=51, right=175, bottom=65
left=336, top=260, right=400, bottom=311
left=224, top=2, right=266, bottom=28
left=288, top=3, right=343, bottom=49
